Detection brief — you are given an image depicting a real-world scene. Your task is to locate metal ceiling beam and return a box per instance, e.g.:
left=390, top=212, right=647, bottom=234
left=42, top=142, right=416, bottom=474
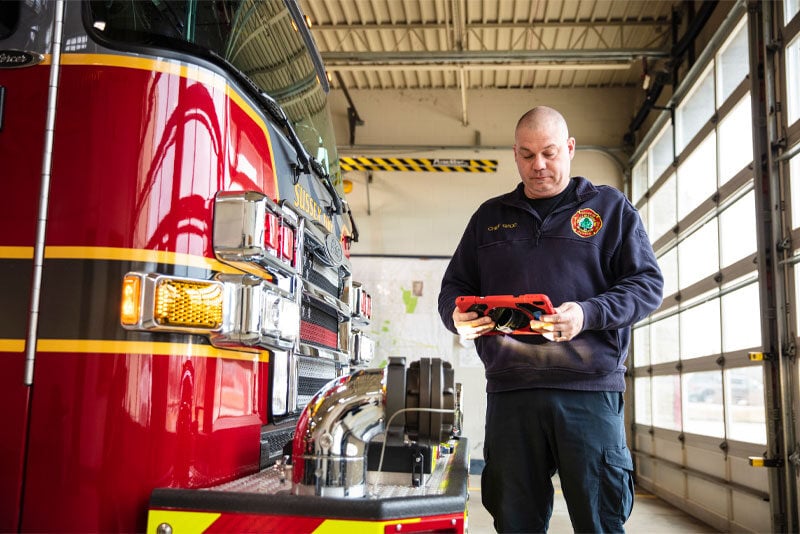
left=310, top=19, right=670, bottom=31
left=321, top=48, right=669, bottom=65
left=452, top=0, right=468, bottom=126
left=327, top=62, right=632, bottom=72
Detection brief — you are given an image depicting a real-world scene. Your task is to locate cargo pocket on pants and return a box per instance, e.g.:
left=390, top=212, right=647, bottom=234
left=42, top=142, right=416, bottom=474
left=600, top=445, right=635, bottom=525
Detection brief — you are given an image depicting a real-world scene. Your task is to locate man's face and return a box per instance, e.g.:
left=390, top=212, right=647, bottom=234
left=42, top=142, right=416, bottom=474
left=513, top=124, right=575, bottom=199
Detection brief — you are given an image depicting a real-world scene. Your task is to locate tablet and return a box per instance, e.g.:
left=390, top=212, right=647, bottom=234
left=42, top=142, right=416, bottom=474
left=455, top=294, right=555, bottom=335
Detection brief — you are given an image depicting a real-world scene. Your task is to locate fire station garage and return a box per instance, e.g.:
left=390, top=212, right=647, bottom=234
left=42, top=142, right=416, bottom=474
left=313, top=1, right=800, bottom=532
left=1, top=0, right=799, bottom=533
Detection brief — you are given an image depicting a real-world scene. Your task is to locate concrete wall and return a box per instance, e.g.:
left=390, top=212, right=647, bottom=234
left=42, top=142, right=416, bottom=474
left=330, top=87, right=637, bottom=149
left=331, top=87, right=635, bottom=256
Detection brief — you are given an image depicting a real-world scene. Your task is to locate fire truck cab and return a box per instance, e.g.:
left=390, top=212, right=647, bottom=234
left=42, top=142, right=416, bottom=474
left=0, top=1, right=468, bottom=532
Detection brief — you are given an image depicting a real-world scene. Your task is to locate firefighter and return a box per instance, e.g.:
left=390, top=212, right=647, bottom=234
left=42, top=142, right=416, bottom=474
left=438, top=106, right=663, bottom=533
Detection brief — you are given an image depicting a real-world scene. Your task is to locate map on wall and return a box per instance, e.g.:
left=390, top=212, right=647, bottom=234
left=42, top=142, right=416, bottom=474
left=349, top=256, right=482, bottom=368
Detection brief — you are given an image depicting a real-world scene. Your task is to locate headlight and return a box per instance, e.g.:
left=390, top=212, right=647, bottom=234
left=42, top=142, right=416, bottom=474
left=261, top=289, right=299, bottom=341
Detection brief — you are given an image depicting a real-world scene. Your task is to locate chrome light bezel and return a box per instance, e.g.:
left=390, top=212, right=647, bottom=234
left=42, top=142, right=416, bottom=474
left=213, top=191, right=300, bottom=279
left=349, top=330, right=375, bottom=366
left=120, top=272, right=229, bottom=334
left=121, top=272, right=299, bottom=352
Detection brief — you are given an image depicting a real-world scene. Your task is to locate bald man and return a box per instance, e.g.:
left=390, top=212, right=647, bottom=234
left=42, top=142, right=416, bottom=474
left=438, top=106, right=663, bottom=533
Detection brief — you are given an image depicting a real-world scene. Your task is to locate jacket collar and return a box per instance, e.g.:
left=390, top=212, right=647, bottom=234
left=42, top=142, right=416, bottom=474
left=502, top=176, right=597, bottom=207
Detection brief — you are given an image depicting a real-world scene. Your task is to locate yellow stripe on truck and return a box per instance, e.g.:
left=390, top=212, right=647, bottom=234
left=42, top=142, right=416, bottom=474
left=32, top=339, right=269, bottom=363
left=312, top=517, right=423, bottom=533
left=44, top=246, right=239, bottom=273
left=147, top=510, right=220, bottom=534
left=0, top=246, right=34, bottom=259
left=0, top=339, right=25, bottom=352
left=0, top=245, right=241, bottom=274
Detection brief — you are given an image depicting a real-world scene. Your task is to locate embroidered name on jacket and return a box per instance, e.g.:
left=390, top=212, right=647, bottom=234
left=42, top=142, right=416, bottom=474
left=488, top=222, right=518, bottom=231
left=571, top=208, right=603, bottom=237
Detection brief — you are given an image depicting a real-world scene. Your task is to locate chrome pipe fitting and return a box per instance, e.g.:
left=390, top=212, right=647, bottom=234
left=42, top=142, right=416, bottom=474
left=291, top=367, right=386, bottom=497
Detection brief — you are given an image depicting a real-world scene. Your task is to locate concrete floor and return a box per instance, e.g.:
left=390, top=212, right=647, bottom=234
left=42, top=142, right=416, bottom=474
left=466, top=474, right=718, bottom=533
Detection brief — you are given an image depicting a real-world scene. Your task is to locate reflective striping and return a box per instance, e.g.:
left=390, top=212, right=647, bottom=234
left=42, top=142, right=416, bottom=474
left=0, top=246, right=34, bottom=259
left=340, top=156, right=498, bottom=173
left=145, top=512, right=435, bottom=534
left=0, top=339, right=25, bottom=352
left=43, top=246, right=239, bottom=273
left=60, top=53, right=225, bottom=88
left=312, top=518, right=422, bottom=533
left=146, top=510, right=220, bottom=533
left=31, top=339, right=269, bottom=362
left=0, top=254, right=254, bottom=342
left=0, top=245, right=240, bottom=273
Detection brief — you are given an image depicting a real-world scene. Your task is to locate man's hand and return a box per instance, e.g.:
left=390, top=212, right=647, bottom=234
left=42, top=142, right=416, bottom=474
left=530, top=301, right=584, bottom=342
left=452, top=306, right=495, bottom=340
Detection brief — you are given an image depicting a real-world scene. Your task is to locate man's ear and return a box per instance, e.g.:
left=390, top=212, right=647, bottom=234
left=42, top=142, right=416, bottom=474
left=567, top=137, right=576, bottom=159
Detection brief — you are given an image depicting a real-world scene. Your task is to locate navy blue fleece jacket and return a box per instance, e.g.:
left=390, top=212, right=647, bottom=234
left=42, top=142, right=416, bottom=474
left=438, top=177, right=663, bottom=392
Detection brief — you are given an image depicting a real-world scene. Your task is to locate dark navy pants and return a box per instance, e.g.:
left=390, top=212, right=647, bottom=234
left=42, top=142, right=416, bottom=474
left=481, top=389, right=634, bottom=533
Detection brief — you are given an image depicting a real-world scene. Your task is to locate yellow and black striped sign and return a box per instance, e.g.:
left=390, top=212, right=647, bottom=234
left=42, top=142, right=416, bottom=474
left=340, top=156, right=498, bottom=173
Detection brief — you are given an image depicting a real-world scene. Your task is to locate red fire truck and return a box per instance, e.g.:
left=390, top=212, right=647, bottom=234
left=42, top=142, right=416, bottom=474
left=0, top=1, right=468, bottom=532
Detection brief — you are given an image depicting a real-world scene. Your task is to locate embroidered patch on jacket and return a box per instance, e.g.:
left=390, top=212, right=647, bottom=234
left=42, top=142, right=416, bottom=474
left=571, top=208, right=603, bottom=237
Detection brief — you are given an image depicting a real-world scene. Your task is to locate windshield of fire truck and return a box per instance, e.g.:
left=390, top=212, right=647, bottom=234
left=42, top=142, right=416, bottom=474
left=88, top=0, right=342, bottom=193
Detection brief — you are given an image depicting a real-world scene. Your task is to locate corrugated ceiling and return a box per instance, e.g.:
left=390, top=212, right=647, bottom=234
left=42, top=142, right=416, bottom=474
left=300, top=0, right=676, bottom=92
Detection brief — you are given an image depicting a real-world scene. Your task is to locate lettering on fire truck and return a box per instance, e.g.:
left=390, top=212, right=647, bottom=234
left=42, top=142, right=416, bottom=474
left=294, top=183, right=333, bottom=233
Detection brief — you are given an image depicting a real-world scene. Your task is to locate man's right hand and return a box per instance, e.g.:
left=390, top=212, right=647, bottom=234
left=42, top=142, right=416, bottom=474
left=452, top=306, right=495, bottom=340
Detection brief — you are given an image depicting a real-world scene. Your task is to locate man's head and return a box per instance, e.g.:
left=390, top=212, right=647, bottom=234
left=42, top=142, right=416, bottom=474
left=513, top=106, right=576, bottom=199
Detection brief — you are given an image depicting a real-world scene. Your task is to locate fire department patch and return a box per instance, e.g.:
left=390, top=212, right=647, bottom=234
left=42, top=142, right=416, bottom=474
left=571, top=208, right=603, bottom=237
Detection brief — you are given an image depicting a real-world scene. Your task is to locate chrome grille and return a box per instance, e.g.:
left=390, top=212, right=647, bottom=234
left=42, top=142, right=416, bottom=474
left=300, top=299, right=339, bottom=350
left=296, top=355, right=337, bottom=408
left=260, top=426, right=295, bottom=467
left=303, top=252, right=340, bottom=297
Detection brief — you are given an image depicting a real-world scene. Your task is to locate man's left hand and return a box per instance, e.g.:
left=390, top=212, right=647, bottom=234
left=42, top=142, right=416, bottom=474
left=530, top=301, right=584, bottom=342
